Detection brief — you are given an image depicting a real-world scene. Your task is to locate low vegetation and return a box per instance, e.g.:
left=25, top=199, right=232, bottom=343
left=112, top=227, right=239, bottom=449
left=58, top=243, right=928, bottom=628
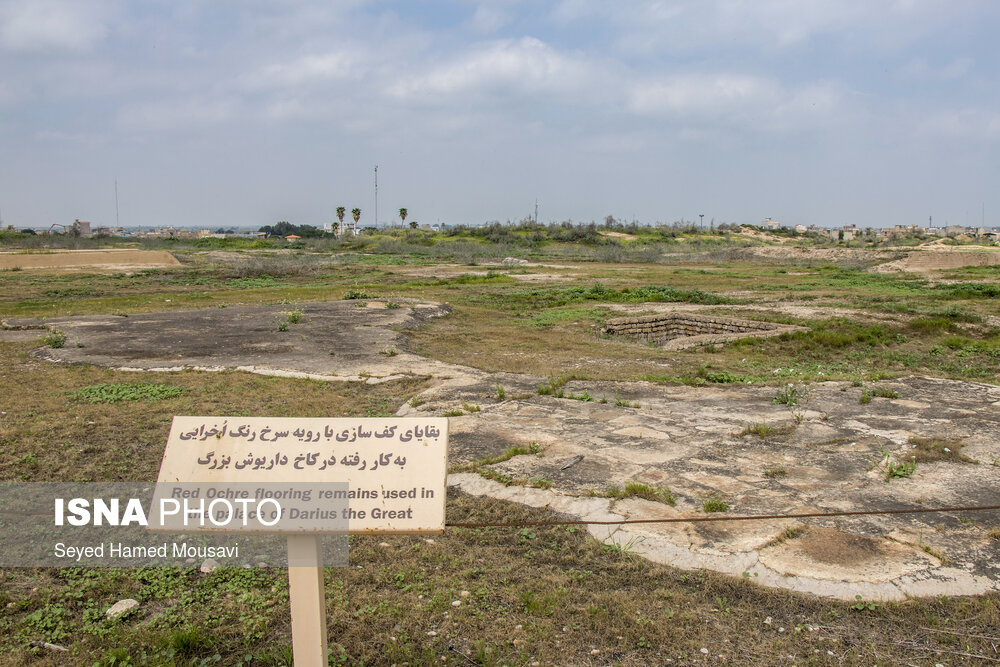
left=2, top=228, right=1000, bottom=664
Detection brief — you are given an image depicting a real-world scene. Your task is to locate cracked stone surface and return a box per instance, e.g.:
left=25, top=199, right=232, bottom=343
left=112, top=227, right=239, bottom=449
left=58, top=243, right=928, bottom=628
left=7, top=300, right=1000, bottom=600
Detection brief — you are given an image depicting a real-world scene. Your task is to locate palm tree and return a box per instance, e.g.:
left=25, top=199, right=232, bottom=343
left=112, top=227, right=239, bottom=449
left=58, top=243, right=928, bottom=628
left=336, top=206, right=346, bottom=224
left=352, top=208, right=361, bottom=225
left=398, top=208, right=408, bottom=227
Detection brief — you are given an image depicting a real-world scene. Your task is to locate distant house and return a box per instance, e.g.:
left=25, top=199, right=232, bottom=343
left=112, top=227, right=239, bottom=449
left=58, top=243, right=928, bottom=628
left=761, top=217, right=780, bottom=230
left=284, top=234, right=301, bottom=241
left=73, top=220, right=92, bottom=237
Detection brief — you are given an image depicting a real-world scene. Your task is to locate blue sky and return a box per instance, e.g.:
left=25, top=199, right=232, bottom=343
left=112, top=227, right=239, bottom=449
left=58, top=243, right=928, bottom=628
left=1, top=0, right=998, bottom=230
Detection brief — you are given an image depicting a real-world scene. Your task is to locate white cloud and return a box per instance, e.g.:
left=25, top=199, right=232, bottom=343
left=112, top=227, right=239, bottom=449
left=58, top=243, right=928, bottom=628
left=629, top=73, right=779, bottom=116
left=242, top=52, right=360, bottom=90
left=468, top=5, right=512, bottom=33
left=903, top=56, right=974, bottom=80
left=117, top=97, right=239, bottom=132
left=918, top=107, right=1000, bottom=141
left=628, top=73, right=849, bottom=134
left=0, top=0, right=110, bottom=53
left=386, top=37, right=594, bottom=101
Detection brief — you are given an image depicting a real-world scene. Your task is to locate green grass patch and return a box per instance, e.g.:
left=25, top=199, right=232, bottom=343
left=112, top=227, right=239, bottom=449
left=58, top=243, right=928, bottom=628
left=604, top=481, right=677, bottom=505
left=529, top=306, right=606, bottom=327
left=701, top=495, right=729, bottom=513
left=226, top=276, right=280, bottom=289
left=69, top=383, right=185, bottom=404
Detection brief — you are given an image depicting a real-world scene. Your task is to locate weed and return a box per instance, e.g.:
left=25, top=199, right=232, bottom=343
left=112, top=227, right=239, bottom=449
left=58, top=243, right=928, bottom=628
left=342, top=289, right=371, bottom=299
left=537, top=373, right=583, bottom=397
left=614, top=396, right=640, bottom=408
left=462, top=403, right=481, bottom=413
left=385, top=301, right=401, bottom=309
left=702, top=495, right=729, bottom=513
left=604, top=481, right=676, bottom=505
left=699, top=369, right=745, bottom=384
left=920, top=543, right=951, bottom=565
left=495, top=384, right=506, bottom=400
left=987, top=527, right=1000, bottom=541
left=284, top=309, right=303, bottom=324
left=861, top=386, right=899, bottom=402
left=379, top=346, right=398, bottom=356
left=739, top=421, right=794, bottom=438
left=166, top=627, right=213, bottom=657
left=442, top=409, right=465, bottom=417
left=529, top=476, right=553, bottom=490
left=851, top=595, right=877, bottom=612
left=41, top=330, right=66, bottom=348
left=882, top=454, right=916, bottom=481
left=763, top=465, right=787, bottom=478
left=70, top=383, right=183, bottom=404
left=772, top=383, right=804, bottom=406
left=276, top=321, right=288, bottom=332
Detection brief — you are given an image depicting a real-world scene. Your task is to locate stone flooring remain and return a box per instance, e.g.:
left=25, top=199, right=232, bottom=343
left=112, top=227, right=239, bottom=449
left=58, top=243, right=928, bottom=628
left=5, top=300, right=999, bottom=600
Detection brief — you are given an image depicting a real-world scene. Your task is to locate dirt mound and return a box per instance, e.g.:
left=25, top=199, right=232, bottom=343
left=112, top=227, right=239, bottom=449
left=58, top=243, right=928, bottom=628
left=872, top=247, right=1000, bottom=273
left=0, top=249, right=181, bottom=272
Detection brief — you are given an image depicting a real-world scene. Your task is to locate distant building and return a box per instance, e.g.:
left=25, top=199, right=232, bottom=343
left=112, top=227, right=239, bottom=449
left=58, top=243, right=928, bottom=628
left=73, top=220, right=92, bottom=237
left=794, top=224, right=807, bottom=234
left=761, top=217, right=780, bottom=230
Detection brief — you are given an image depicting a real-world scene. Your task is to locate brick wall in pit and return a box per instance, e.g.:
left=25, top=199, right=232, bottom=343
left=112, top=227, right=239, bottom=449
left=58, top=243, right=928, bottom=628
left=601, top=313, right=802, bottom=348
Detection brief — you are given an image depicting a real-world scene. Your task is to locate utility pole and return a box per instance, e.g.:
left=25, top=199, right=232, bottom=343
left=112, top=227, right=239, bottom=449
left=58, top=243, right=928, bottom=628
left=534, top=199, right=538, bottom=225
left=115, top=178, right=120, bottom=228
left=374, top=165, right=378, bottom=229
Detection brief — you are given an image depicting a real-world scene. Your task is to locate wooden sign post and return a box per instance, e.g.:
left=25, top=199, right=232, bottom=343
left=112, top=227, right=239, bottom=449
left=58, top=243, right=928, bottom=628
left=154, top=416, right=449, bottom=666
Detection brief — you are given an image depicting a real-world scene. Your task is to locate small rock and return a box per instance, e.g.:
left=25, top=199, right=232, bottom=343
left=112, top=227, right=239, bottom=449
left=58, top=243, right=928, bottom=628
left=460, top=590, right=470, bottom=597
left=451, top=600, right=461, bottom=607
left=514, top=624, right=523, bottom=631
left=778, top=627, right=785, bottom=633
left=764, top=616, right=772, bottom=625
left=700, top=648, right=709, bottom=654
left=590, top=649, right=600, bottom=655
left=106, top=599, right=139, bottom=618
left=379, top=542, right=391, bottom=548
left=200, top=558, right=218, bottom=573
left=427, top=630, right=437, bottom=637
left=424, top=538, right=436, bottom=545
left=29, top=641, right=68, bottom=652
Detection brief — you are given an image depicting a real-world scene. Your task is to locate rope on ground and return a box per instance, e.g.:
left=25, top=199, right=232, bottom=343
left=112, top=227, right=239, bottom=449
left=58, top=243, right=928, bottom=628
left=445, top=503, right=1000, bottom=529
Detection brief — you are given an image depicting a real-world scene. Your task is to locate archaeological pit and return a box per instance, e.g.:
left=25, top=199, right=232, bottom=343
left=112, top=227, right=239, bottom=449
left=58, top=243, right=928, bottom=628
left=600, top=312, right=807, bottom=350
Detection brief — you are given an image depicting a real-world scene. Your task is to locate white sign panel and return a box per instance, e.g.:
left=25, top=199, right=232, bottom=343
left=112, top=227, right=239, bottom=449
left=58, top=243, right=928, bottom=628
left=155, top=417, right=448, bottom=534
